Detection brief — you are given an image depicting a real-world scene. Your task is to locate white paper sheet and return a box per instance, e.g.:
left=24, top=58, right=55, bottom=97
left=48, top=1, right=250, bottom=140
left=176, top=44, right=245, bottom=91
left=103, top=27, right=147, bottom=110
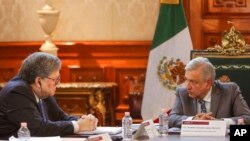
left=77, top=127, right=122, bottom=135
left=9, top=136, right=61, bottom=141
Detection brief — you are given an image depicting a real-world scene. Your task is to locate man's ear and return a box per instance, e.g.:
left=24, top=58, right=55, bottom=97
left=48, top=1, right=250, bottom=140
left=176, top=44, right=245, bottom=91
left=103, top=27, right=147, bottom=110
left=38, top=80, right=41, bottom=87
left=35, top=77, right=42, bottom=87
left=206, top=79, right=213, bottom=89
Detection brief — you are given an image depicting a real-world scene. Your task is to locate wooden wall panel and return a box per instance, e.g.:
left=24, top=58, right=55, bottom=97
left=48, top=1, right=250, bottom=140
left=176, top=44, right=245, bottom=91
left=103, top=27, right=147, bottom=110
left=0, top=68, right=16, bottom=82
left=115, top=68, right=146, bottom=105
left=0, top=41, right=149, bottom=124
left=69, top=68, right=105, bottom=82
left=189, top=0, right=250, bottom=50
left=114, top=68, right=146, bottom=122
left=203, top=0, right=250, bottom=18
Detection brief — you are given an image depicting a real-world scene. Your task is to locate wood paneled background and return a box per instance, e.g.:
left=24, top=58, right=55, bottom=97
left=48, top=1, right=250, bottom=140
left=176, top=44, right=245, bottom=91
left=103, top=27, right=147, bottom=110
left=0, top=41, right=149, bottom=123
left=189, top=0, right=250, bottom=50
left=1, top=0, right=250, bottom=123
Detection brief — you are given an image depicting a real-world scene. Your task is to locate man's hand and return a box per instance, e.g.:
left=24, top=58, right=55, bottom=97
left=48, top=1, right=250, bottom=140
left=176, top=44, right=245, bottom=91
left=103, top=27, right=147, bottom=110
left=193, top=112, right=215, bottom=120
left=77, top=114, right=98, bottom=132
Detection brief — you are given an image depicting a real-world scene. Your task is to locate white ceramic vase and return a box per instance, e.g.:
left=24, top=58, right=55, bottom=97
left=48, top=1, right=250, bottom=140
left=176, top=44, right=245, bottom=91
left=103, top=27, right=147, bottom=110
left=37, top=0, right=60, bottom=56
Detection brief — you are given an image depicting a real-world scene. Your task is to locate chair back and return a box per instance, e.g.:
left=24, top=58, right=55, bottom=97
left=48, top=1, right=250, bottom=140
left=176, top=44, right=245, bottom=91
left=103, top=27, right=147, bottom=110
left=191, top=50, right=250, bottom=107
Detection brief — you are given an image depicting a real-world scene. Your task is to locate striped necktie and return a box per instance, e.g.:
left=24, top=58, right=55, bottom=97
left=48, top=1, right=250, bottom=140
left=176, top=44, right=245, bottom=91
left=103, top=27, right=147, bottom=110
left=198, top=100, right=207, bottom=113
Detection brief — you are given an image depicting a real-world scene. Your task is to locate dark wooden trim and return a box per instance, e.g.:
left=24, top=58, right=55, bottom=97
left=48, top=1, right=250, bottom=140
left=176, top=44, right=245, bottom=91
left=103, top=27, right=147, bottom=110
left=0, top=41, right=151, bottom=59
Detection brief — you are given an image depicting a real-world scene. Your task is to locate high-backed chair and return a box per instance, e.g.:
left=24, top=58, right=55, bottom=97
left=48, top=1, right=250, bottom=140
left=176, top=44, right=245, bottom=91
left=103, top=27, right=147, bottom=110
left=191, top=24, right=250, bottom=107
left=191, top=50, right=250, bottom=107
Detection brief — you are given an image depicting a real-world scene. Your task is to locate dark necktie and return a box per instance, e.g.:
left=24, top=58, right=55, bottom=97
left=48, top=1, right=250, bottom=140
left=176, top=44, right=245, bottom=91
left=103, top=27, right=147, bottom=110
left=38, top=99, right=47, bottom=121
left=198, top=100, right=207, bottom=113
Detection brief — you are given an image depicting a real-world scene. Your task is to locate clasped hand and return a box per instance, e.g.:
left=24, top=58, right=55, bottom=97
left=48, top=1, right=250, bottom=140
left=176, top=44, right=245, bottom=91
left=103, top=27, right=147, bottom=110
left=77, top=114, right=98, bottom=132
left=193, top=112, right=215, bottom=120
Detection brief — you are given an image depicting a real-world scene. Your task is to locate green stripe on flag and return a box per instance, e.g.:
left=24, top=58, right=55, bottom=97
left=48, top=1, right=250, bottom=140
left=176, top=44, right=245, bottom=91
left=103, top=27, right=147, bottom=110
left=152, top=1, right=187, bottom=49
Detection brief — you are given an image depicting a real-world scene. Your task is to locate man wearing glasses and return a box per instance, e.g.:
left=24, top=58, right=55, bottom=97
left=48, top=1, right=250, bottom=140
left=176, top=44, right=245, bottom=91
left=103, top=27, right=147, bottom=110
left=0, top=52, right=98, bottom=139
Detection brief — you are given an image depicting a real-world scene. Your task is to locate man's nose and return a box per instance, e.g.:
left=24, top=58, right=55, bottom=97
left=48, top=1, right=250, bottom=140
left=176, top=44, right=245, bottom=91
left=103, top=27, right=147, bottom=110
left=185, top=82, right=191, bottom=89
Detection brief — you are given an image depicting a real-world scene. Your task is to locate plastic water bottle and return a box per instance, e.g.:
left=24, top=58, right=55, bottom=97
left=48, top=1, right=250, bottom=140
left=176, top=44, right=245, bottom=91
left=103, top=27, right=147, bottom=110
left=122, top=112, right=133, bottom=141
left=237, top=118, right=245, bottom=125
left=18, top=122, right=30, bottom=141
left=159, top=109, right=168, bottom=136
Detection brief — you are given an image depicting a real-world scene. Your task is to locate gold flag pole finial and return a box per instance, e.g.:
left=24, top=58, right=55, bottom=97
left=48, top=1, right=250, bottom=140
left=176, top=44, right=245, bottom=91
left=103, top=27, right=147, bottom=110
left=160, top=0, right=179, bottom=4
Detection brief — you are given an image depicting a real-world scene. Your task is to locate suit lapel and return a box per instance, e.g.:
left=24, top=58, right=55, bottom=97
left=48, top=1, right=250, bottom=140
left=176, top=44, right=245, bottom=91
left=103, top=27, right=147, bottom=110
left=210, top=85, right=222, bottom=117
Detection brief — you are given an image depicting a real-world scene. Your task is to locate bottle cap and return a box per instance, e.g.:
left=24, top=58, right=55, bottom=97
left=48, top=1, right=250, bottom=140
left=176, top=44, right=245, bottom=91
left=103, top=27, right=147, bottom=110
left=20, top=122, right=27, bottom=127
left=238, top=118, right=245, bottom=125
left=161, top=109, right=168, bottom=113
left=125, top=112, right=130, bottom=116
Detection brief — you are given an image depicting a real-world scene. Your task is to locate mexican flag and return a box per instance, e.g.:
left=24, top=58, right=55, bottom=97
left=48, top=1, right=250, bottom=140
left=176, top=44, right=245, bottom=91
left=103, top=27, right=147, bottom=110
left=141, top=0, right=193, bottom=120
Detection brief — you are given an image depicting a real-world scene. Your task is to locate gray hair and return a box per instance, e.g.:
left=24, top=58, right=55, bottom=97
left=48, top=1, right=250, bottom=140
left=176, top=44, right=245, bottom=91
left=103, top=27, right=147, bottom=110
left=185, top=57, right=216, bottom=82
left=18, top=52, right=61, bottom=84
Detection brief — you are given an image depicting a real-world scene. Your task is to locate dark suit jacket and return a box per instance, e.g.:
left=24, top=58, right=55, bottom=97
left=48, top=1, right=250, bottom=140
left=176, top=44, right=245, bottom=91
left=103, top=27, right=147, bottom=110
left=0, top=76, right=78, bottom=139
left=169, top=81, right=250, bottom=128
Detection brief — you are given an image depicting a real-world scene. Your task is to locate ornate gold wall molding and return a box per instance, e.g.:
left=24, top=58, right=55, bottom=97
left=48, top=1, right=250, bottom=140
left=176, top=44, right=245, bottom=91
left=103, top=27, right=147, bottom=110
left=203, top=0, right=250, bottom=18
left=214, top=0, right=246, bottom=7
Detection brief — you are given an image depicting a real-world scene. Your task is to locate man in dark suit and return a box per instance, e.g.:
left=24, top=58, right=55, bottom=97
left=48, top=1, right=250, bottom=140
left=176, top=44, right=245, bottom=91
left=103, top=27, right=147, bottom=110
left=0, top=52, right=97, bottom=139
left=169, top=57, right=250, bottom=128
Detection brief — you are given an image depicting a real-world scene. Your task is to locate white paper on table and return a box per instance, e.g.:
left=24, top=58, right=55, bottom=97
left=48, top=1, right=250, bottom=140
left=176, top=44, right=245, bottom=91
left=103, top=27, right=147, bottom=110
left=9, top=136, right=61, bottom=141
left=133, top=123, right=145, bottom=139
left=133, top=119, right=159, bottom=139
left=77, top=127, right=122, bottom=135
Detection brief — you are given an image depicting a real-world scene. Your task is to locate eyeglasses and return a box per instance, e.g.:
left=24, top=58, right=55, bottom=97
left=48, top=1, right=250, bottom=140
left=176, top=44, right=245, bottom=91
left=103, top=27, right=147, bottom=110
left=45, top=76, right=61, bottom=85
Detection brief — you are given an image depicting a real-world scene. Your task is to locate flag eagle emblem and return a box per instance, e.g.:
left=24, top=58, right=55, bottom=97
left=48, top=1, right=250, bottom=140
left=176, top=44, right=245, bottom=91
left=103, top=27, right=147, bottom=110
left=157, top=56, right=186, bottom=90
